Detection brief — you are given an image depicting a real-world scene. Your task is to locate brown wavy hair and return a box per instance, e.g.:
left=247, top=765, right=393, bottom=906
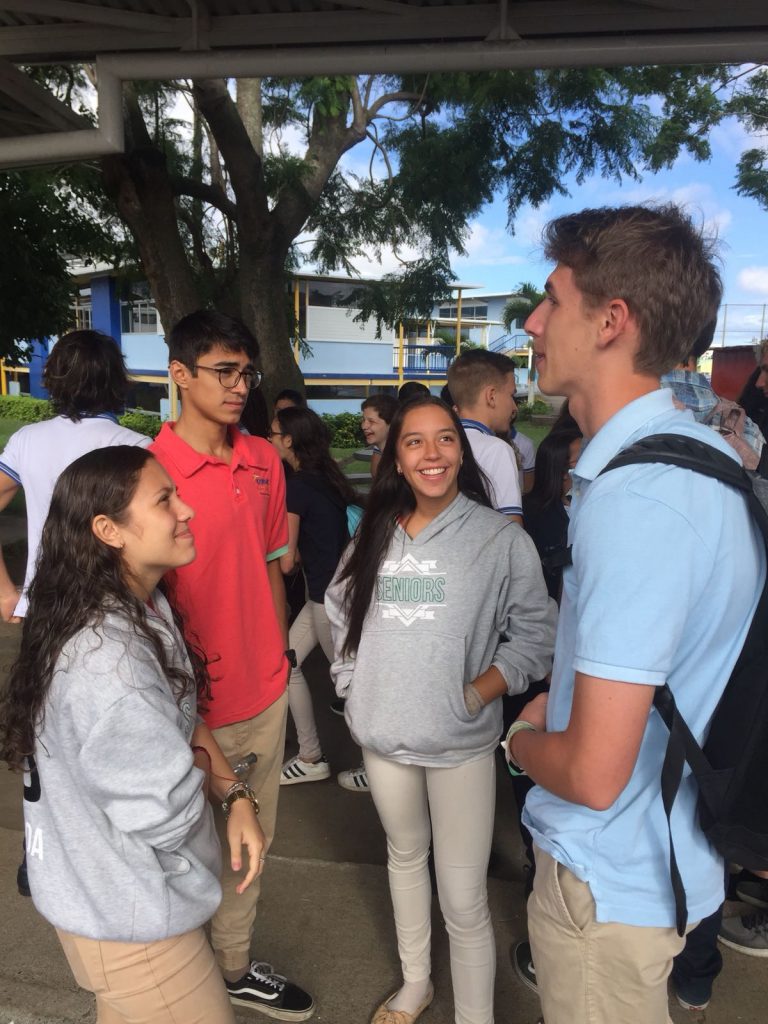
left=0, top=447, right=210, bottom=771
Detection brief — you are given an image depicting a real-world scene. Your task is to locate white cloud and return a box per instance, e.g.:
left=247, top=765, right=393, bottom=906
left=739, top=267, right=768, bottom=295
left=451, top=221, right=526, bottom=269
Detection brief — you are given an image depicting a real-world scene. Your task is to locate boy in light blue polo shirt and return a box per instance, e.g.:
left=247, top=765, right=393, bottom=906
left=507, top=205, right=765, bottom=1024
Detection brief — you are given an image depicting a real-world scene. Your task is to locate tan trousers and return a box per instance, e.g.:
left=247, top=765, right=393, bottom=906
left=57, top=927, right=234, bottom=1024
left=528, top=847, right=689, bottom=1024
left=210, top=690, right=288, bottom=974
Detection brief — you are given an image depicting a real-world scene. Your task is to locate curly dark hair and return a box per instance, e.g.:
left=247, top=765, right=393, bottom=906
left=0, top=446, right=210, bottom=771
left=337, top=395, right=491, bottom=657
left=43, top=330, right=129, bottom=420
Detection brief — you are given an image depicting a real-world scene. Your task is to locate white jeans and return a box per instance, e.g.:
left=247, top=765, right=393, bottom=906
left=363, top=749, right=497, bottom=1024
left=287, top=599, right=334, bottom=763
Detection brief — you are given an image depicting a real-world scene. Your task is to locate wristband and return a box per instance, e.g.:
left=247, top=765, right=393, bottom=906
left=222, top=781, right=260, bottom=819
left=463, top=682, right=485, bottom=718
left=503, top=720, right=537, bottom=777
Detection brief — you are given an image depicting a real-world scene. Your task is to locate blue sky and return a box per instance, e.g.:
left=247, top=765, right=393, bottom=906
left=330, top=108, right=768, bottom=347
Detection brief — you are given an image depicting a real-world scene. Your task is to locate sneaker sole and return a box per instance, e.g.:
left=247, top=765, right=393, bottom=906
left=675, top=993, right=710, bottom=1011
left=337, top=780, right=370, bottom=792
left=279, top=770, right=331, bottom=786
left=228, top=995, right=316, bottom=1020
left=717, top=935, right=768, bottom=958
left=510, top=945, right=538, bottom=994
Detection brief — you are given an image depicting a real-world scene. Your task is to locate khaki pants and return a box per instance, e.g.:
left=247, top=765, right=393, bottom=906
left=528, top=847, right=689, bottom=1024
left=57, top=927, right=234, bottom=1024
left=210, top=691, right=288, bottom=974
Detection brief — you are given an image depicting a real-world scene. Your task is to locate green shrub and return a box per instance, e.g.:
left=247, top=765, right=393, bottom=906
left=322, top=411, right=364, bottom=449
left=516, top=397, right=550, bottom=420
left=119, top=410, right=162, bottom=438
left=0, top=395, right=53, bottom=422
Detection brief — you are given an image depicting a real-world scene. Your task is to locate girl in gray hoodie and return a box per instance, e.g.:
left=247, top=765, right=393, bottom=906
left=325, top=396, right=557, bottom=1024
left=0, top=446, right=264, bottom=1024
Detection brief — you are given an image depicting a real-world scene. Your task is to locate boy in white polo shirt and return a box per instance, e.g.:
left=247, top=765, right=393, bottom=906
left=0, top=329, right=150, bottom=622
left=447, top=349, right=523, bottom=522
left=509, top=205, right=765, bottom=1024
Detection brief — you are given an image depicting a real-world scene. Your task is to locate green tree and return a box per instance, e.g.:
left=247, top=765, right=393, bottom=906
left=0, top=168, right=112, bottom=360
left=729, top=67, right=768, bottom=211
left=20, top=66, right=738, bottom=399
left=502, top=282, right=547, bottom=333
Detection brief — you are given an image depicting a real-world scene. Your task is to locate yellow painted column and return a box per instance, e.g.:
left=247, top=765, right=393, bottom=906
left=398, top=322, right=405, bottom=385
left=169, top=374, right=179, bottom=421
left=0, top=361, right=6, bottom=396
left=455, top=290, right=463, bottom=357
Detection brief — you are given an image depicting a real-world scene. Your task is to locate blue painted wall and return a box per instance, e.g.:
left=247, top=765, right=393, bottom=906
left=299, top=340, right=394, bottom=376
left=91, top=276, right=122, bottom=342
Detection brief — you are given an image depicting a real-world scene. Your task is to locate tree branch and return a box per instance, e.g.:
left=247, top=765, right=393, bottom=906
left=169, top=174, right=237, bottom=220
left=193, top=78, right=269, bottom=225
left=366, top=89, right=425, bottom=121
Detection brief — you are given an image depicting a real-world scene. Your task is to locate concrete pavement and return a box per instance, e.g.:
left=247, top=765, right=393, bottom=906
left=0, top=580, right=764, bottom=1022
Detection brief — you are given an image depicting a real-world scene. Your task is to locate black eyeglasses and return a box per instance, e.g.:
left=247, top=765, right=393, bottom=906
left=194, top=364, right=262, bottom=390
left=267, top=430, right=286, bottom=439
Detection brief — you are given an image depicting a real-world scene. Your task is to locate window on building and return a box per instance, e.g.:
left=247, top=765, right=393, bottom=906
left=437, top=304, right=488, bottom=320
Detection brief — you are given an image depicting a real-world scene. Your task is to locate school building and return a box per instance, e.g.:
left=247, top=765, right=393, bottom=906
left=3, top=266, right=532, bottom=416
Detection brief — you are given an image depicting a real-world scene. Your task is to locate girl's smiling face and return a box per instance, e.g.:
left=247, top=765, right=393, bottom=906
left=361, top=407, right=389, bottom=449
left=395, top=404, right=461, bottom=511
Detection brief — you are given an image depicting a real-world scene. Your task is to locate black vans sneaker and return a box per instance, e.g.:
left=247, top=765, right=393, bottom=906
left=225, top=961, right=315, bottom=1020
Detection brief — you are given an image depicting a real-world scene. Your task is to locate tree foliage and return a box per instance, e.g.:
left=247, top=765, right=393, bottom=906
left=9, top=64, right=758, bottom=394
left=502, top=282, right=547, bottom=332
left=728, top=67, right=768, bottom=211
left=0, top=168, right=112, bottom=360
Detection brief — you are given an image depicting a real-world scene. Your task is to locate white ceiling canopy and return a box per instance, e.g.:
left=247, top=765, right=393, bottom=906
left=1, top=0, right=768, bottom=168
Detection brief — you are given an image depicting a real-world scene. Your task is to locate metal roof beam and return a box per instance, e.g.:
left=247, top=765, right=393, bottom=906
left=1, top=1, right=179, bottom=32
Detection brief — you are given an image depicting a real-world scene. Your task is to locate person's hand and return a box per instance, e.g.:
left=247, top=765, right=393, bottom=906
left=226, top=800, right=267, bottom=894
left=515, top=692, right=548, bottom=732
left=0, top=587, right=21, bottom=623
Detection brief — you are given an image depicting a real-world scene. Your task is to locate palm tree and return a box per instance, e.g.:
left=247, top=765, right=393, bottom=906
left=502, top=282, right=545, bottom=332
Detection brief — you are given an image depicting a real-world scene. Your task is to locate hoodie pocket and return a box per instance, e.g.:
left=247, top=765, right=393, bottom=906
left=346, top=630, right=472, bottom=756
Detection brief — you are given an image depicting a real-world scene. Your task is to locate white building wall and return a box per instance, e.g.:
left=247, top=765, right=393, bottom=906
left=307, top=306, right=394, bottom=344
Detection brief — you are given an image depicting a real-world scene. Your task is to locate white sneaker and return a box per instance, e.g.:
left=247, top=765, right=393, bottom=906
left=337, top=764, right=370, bottom=792
left=280, top=755, right=331, bottom=785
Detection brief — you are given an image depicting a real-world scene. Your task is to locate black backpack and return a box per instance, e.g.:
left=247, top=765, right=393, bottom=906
left=592, top=433, right=768, bottom=935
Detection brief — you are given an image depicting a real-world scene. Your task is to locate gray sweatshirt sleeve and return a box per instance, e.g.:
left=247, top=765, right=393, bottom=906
left=324, top=551, right=356, bottom=698
left=492, top=526, right=558, bottom=694
left=76, top=685, right=207, bottom=853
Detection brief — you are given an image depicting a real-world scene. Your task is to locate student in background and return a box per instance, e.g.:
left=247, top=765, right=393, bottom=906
left=447, top=350, right=523, bottom=522
left=268, top=407, right=358, bottom=787
left=274, top=389, right=307, bottom=413
left=361, top=394, right=398, bottom=478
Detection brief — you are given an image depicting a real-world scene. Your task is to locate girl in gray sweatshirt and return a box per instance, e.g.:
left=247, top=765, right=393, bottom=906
left=325, top=396, right=556, bottom=1024
left=0, top=446, right=264, bottom=1024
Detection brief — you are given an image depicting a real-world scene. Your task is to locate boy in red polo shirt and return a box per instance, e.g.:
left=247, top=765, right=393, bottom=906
left=151, top=311, right=314, bottom=1021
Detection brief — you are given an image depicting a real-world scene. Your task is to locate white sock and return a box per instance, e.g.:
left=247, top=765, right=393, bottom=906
left=386, top=979, right=433, bottom=1014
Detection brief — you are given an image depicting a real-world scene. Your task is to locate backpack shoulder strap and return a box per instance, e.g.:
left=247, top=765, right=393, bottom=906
left=600, top=432, right=768, bottom=547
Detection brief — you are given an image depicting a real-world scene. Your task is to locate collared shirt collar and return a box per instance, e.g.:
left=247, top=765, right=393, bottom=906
left=460, top=418, right=493, bottom=435
left=574, top=388, right=680, bottom=483
left=659, top=369, right=717, bottom=417
left=154, top=422, right=262, bottom=479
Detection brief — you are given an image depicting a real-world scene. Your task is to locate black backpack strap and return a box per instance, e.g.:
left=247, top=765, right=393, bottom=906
left=598, top=432, right=768, bottom=935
